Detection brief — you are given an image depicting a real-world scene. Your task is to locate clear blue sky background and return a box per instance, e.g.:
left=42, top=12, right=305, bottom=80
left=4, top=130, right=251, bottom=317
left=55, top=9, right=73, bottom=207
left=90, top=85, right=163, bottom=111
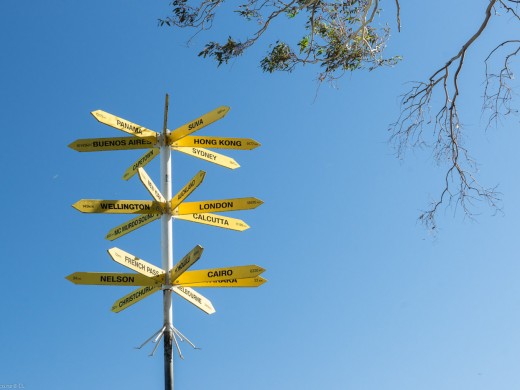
left=1, top=1, right=519, bottom=389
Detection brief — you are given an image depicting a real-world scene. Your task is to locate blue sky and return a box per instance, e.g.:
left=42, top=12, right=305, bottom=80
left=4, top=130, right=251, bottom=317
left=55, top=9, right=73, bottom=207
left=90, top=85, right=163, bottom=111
left=1, top=1, right=520, bottom=389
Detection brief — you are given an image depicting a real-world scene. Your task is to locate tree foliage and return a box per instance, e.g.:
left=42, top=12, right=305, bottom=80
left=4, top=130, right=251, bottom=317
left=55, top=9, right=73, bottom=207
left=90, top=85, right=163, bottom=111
left=161, top=0, right=520, bottom=230
left=159, top=0, right=402, bottom=82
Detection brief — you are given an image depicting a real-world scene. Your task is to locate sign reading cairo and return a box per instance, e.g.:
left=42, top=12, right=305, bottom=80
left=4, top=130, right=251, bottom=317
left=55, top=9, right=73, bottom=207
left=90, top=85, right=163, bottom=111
left=174, top=265, right=265, bottom=284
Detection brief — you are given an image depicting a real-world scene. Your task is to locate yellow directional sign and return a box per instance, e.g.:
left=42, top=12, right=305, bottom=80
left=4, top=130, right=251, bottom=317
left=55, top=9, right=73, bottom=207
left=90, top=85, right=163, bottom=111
left=168, top=106, right=230, bottom=143
left=107, top=247, right=164, bottom=278
left=105, top=214, right=161, bottom=241
left=173, top=213, right=250, bottom=231
left=175, top=197, right=263, bottom=215
left=174, top=265, right=265, bottom=285
left=69, top=136, right=158, bottom=152
left=170, top=136, right=260, bottom=150
left=170, top=245, right=204, bottom=281
left=173, top=147, right=239, bottom=170
left=123, top=148, right=161, bottom=181
left=66, top=272, right=160, bottom=286
left=173, top=286, right=215, bottom=314
left=112, top=285, right=161, bottom=313
left=170, top=170, right=206, bottom=211
left=138, top=167, right=166, bottom=203
left=182, top=276, right=267, bottom=288
left=73, top=199, right=165, bottom=214
left=91, top=110, right=158, bottom=139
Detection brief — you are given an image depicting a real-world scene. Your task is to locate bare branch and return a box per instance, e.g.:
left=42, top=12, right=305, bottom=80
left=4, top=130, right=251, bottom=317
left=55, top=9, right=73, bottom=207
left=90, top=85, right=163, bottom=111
left=390, top=0, right=508, bottom=230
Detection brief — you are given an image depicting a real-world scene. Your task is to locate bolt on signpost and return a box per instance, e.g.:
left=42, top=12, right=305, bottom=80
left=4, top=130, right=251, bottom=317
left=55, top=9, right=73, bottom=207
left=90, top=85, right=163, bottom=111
left=67, top=94, right=265, bottom=390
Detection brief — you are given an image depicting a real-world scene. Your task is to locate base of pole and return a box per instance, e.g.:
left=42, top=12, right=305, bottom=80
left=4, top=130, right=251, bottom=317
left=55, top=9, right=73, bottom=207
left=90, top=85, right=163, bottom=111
left=164, top=329, right=173, bottom=390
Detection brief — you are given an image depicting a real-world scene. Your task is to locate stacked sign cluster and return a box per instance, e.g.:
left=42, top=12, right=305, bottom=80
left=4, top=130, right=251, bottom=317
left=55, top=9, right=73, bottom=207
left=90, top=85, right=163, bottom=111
left=66, top=102, right=266, bottom=339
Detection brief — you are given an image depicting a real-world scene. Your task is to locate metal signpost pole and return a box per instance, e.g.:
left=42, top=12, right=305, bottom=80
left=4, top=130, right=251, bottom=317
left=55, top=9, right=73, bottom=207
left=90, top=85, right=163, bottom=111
left=160, top=94, right=174, bottom=390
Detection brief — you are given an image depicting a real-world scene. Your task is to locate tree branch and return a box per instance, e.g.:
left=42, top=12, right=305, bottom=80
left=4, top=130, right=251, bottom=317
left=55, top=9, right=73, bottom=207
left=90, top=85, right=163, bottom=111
left=390, top=0, right=508, bottom=230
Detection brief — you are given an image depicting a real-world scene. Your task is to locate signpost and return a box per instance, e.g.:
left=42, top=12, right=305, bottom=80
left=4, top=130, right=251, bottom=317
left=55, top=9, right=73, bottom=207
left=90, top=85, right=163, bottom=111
left=67, top=95, right=265, bottom=390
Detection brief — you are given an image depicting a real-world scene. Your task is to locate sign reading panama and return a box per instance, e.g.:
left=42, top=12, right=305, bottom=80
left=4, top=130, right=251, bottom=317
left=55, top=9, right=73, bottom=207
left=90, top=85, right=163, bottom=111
left=91, top=110, right=158, bottom=138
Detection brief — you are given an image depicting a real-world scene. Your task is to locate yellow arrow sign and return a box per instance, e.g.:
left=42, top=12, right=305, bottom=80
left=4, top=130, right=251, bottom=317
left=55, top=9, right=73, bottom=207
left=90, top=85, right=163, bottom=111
left=175, top=197, right=263, bottom=215
left=68, top=136, right=158, bottom=152
left=181, top=276, right=267, bottom=288
left=170, top=170, right=206, bottom=211
left=107, top=247, right=164, bottom=278
left=174, top=265, right=265, bottom=285
left=168, top=106, right=230, bottom=143
left=138, top=167, right=166, bottom=203
left=112, top=285, right=161, bottom=313
left=122, top=148, right=161, bottom=181
left=73, top=199, right=165, bottom=214
left=173, top=147, right=239, bottom=169
left=170, top=136, right=260, bottom=150
left=170, top=245, right=204, bottom=281
left=91, top=110, right=158, bottom=139
left=173, top=213, right=250, bottom=231
left=66, top=272, right=160, bottom=286
left=173, top=286, right=215, bottom=314
left=105, top=214, right=161, bottom=241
